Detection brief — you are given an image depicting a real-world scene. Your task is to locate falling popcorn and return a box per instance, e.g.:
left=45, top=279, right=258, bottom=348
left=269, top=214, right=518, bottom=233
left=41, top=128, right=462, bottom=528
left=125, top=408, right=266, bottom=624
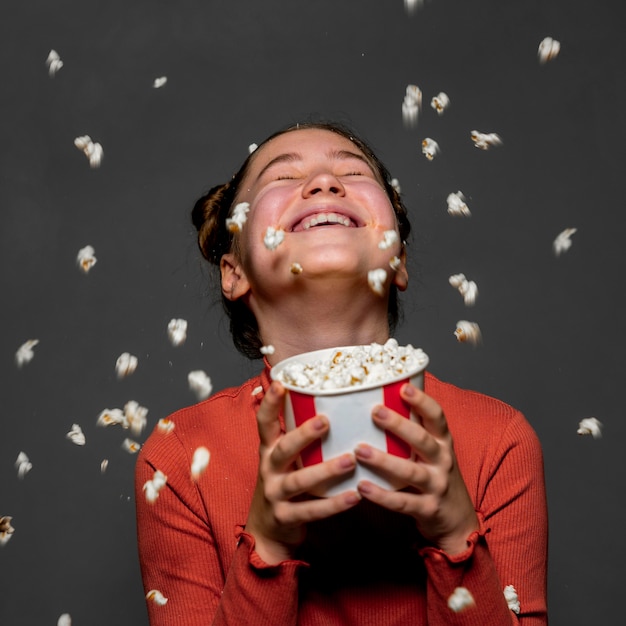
left=97, top=407, right=125, bottom=427
left=66, top=423, right=86, bottom=446
left=46, top=49, right=63, bottom=77
left=152, top=76, right=167, bottom=88
left=538, top=37, right=560, bottom=64
left=57, top=614, right=72, bottom=626
left=157, top=418, right=175, bottom=434
left=503, top=585, right=521, bottom=614
left=389, top=256, right=402, bottom=271
left=449, top=273, right=478, bottom=306
left=116, top=352, right=138, bottom=379
left=0, top=516, right=15, bottom=546
left=368, top=268, right=387, bottom=296
left=226, top=202, right=250, bottom=233
left=448, top=586, right=475, bottom=613
left=378, top=230, right=398, bottom=250
left=390, top=178, right=401, bottom=194
left=447, top=191, right=471, bottom=217
left=251, top=385, right=263, bottom=396
left=553, top=227, right=577, bottom=257
left=577, top=417, right=603, bottom=439
left=471, top=130, right=502, bottom=150
left=100, top=459, right=109, bottom=473
left=167, top=318, right=188, bottom=346
left=248, top=143, right=258, bottom=154
left=122, top=438, right=141, bottom=454
left=454, top=320, right=482, bottom=345
left=260, top=344, right=275, bottom=355
left=431, top=92, right=450, bottom=115
left=402, top=84, right=422, bottom=128
left=124, top=400, right=148, bottom=436
left=191, top=446, right=210, bottom=480
left=290, top=262, right=303, bottom=274
left=143, top=469, right=168, bottom=503
left=74, top=135, right=103, bottom=168
left=15, top=339, right=39, bottom=368
left=76, top=245, right=97, bottom=273
left=404, top=0, right=425, bottom=14
left=264, top=226, right=285, bottom=250
left=421, top=138, right=440, bottom=161
left=15, top=451, right=32, bottom=479
left=146, top=589, right=168, bottom=606
left=188, top=370, right=213, bottom=401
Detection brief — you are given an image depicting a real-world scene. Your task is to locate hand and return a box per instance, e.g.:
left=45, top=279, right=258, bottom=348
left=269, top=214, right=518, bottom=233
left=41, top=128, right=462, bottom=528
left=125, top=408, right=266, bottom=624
left=245, top=381, right=361, bottom=564
left=354, top=383, right=479, bottom=555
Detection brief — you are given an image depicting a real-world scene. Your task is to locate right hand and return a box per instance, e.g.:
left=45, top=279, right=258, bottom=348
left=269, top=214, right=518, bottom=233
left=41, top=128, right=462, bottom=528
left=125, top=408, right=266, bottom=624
left=244, top=381, right=361, bottom=565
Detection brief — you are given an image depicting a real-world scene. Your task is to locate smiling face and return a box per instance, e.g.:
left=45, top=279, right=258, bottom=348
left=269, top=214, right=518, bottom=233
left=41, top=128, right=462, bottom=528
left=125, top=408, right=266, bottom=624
left=222, top=128, right=408, bottom=302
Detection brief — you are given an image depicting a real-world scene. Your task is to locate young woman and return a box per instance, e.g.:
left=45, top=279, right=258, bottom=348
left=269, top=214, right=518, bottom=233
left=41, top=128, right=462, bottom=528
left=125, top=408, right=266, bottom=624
left=135, top=122, right=548, bottom=625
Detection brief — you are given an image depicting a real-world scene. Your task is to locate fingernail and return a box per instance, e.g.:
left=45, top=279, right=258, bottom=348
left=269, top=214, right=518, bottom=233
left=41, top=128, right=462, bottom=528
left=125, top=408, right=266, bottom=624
left=338, top=454, right=355, bottom=469
left=357, top=481, right=372, bottom=495
left=345, top=491, right=361, bottom=505
left=374, top=406, right=389, bottom=420
left=312, top=417, right=327, bottom=431
left=402, top=383, right=415, bottom=397
left=355, top=444, right=372, bottom=459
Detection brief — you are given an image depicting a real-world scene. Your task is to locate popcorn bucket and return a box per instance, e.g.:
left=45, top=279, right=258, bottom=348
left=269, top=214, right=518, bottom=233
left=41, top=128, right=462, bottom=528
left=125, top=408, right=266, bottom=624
left=270, top=344, right=429, bottom=497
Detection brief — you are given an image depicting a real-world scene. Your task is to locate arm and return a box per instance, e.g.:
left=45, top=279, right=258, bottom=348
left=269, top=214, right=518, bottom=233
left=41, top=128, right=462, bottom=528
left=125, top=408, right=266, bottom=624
left=354, top=384, right=547, bottom=625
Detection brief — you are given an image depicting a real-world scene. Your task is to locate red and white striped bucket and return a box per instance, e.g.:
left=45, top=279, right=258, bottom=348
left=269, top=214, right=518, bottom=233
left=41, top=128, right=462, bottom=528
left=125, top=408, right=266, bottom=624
left=271, top=346, right=428, bottom=496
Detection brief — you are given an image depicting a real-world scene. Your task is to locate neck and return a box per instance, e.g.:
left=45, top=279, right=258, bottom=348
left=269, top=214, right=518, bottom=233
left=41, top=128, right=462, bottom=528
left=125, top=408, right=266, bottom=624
left=251, top=279, right=393, bottom=364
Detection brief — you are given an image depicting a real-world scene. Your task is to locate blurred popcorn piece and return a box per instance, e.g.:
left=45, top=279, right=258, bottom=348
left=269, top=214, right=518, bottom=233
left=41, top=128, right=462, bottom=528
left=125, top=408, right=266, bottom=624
left=404, top=0, right=425, bottom=14
left=100, top=459, right=109, bottom=473
left=116, top=352, right=138, bottom=379
left=66, top=423, right=86, bottom=446
left=152, top=76, right=167, bottom=88
left=260, top=345, right=275, bottom=355
left=402, top=84, right=422, bottom=128
left=503, top=584, right=521, bottom=614
left=390, top=178, right=401, bottom=194
left=124, top=400, right=148, bottom=436
left=251, top=385, right=263, bottom=396
left=146, top=589, right=168, bottom=606
left=157, top=418, right=175, bottom=434
left=226, top=202, right=250, bottom=233
left=15, top=451, right=32, bottom=479
left=471, top=130, right=502, bottom=150
left=577, top=417, right=603, bottom=439
left=447, top=191, right=471, bottom=217
left=15, top=339, right=39, bottom=368
left=191, top=446, right=210, bottom=480
left=57, top=614, right=72, bottom=626
left=0, top=516, right=15, bottom=546
left=431, top=92, right=450, bottom=116
left=368, top=268, right=387, bottom=296
left=122, top=438, right=141, bottom=454
left=97, top=407, right=125, bottom=427
left=454, top=320, right=482, bottom=345
left=188, top=370, right=213, bottom=401
left=290, top=262, right=303, bottom=274
left=447, top=586, right=475, bottom=612
left=378, top=230, right=399, bottom=250
left=264, top=226, right=285, bottom=250
left=167, top=318, right=188, bottom=346
left=421, top=138, right=440, bottom=161
left=46, top=49, right=63, bottom=77
left=449, top=273, right=478, bottom=306
left=553, top=227, right=577, bottom=257
left=248, top=143, right=258, bottom=154
left=74, top=135, right=103, bottom=168
left=538, top=37, right=560, bottom=64
left=389, top=256, right=401, bottom=271
left=77, top=245, right=97, bottom=273
left=143, top=469, right=168, bottom=503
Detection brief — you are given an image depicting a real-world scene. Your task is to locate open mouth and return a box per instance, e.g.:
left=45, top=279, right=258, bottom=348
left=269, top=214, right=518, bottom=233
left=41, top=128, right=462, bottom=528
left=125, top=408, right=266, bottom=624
left=291, top=211, right=359, bottom=232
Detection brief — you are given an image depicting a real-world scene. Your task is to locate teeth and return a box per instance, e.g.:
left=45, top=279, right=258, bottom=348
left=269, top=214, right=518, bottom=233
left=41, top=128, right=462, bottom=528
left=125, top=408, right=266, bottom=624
left=301, top=212, right=352, bottom=230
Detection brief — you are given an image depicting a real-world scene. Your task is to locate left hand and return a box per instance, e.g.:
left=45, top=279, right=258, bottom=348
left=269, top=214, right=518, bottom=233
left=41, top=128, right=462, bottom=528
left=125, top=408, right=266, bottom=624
left=354, top=383, right=479, bottom=555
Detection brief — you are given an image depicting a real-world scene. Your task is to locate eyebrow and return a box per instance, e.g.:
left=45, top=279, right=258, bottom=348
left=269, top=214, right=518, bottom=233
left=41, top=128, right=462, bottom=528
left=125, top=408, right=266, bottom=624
left=255, top=149, right=376, bottom=181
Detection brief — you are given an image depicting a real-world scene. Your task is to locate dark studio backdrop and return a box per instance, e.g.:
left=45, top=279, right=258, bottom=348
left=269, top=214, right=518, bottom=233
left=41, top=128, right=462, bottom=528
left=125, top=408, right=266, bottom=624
left=1, top=1, right=624, bottom=624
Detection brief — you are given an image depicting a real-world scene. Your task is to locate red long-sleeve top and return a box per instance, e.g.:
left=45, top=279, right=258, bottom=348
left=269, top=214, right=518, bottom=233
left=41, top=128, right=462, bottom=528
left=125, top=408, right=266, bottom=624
left=135, top=369, right=548, bottom=625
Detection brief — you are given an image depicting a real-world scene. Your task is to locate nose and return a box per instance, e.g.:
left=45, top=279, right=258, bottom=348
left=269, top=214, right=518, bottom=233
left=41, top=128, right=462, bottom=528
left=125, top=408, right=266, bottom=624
left=302, top=171, right=345, bottom=197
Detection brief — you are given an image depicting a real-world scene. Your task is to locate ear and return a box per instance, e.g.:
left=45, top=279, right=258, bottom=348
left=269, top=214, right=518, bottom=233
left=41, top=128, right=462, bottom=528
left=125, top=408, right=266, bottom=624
left=391, top=250, right=409, bottom=292
left=220, top=253, right=251, bottom=301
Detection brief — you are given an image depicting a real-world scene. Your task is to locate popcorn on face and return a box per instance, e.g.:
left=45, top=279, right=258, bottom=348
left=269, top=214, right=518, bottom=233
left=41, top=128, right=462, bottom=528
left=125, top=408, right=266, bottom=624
left=368, top=268, right=387, bottom=296
left=226, top=202, right=250, bottom=233
left=378, top=230, right=399, bottom=250
left=15, top=339, right=39, bottom=368
left=290, top=262, right=303, bottom=274
left=167, top=318, right=188, bottom=346
left=260, top=344, right=275, bottom=355
left=553, top=227, right=577, bottom=257
left=263, top=226, right=285, bottom=250
left=471, top=131, right=502, bottom=150
left=538, top=37, right=560, bottom=64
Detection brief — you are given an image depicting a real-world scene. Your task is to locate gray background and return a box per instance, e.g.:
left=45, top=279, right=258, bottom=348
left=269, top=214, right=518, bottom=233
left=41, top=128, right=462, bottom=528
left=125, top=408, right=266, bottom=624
left=1, top=0, right=624, bottom=624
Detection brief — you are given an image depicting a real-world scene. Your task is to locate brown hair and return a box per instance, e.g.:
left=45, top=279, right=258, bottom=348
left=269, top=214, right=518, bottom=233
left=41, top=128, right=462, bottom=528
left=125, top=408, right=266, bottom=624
left=191, top=121, right=411, bottom=359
